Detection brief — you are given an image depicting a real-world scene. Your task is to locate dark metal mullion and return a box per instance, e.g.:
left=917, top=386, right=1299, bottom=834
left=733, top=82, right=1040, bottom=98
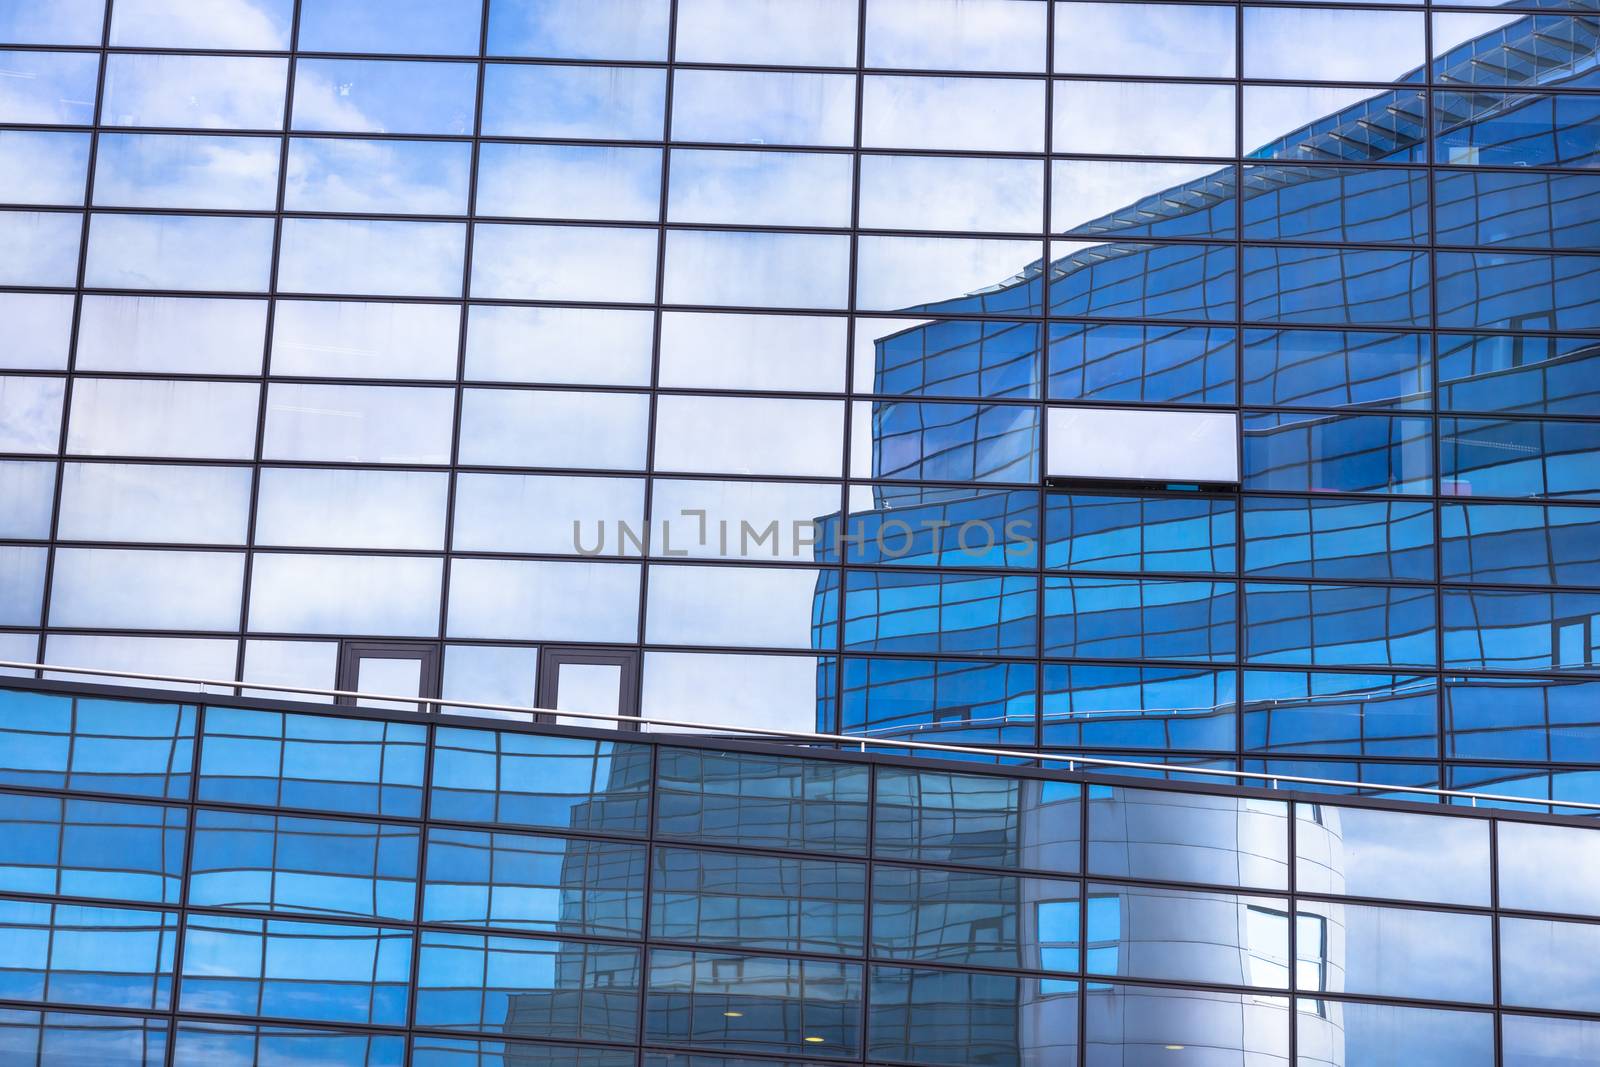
left=1234, top=1, right=1249, bottom=784
left=31, top=1, right=115, bottom=675
left=229, top=0, right=304, bottom=692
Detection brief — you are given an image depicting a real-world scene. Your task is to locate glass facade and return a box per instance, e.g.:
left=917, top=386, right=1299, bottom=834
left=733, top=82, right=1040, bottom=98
left=5, top=0, right=1600, bottom=811
left=0, top=678, right=1594, bottom=1065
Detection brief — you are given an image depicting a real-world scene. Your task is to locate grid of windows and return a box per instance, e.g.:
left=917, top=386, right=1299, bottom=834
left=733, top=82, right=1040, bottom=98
left=2, top=0, right=1600, bottom=806
left=1, top=678, right=1599, bottom=1066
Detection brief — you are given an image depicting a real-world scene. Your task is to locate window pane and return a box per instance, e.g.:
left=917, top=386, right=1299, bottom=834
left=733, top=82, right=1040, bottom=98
left=1434, top=89, right=1600, bottom=170
left=1298, top=899, right=1492, bottom=1003
left=1301, top=1000, right=1493, bottom=1067
left=291, top=59, right=475, bottom=135
left=0, top=461, right=56, bottom=538
left=1437, top=250, right=1600, bottom=332
left=1056, top=2, right=1233, bottom=76
left=653, top=846, right=865, bottom=955
left=865, top=402, right=1037, bottom=484
left=1055, top=80, right=1234, bottom=156
left=109, top=0, right=294, bottom=49
left=1088, top=785, right=1287, bottom=889
left=49, top=548, right=243, bottom=631
left=660, top=313, right=846, bottom=392
left=1044, top=576, right=1237, bottom=663
left=472, top=223, right=657, bottom=303
left=665, top=230, right=850, bottom=309
left=857, top=235, right=1041, bottom=313
left=1246, top=84, right=1427, bottom=165
left=0, top=130, right=90, bottom=206
left=1042, top=663, right=1237, bottom=752
left=459, top=388, right=649, bottom=470
left=1296, top=804, right=1489, bottom=905
left=876, top=766, right=1080, bottom=872
left=657, top=747, right=869, bottom=854
left=77, top=295, right=267, bottom=375
left=0, top=898, right=177, bottom=1012
left=0, top=376, right=65, bottom=454
left=279, top=219, right=466, bottom=298
left=465, top=305, right=654, bottom=386
left=446, top=559, right=640, bottom=642
left=486, top=0, right=669, bottom=60
left=247, top=554, right=442, bottom=637
left=482, top=64, right=664, bottom=139
left=172, top=1021, right=400, bottom=1066
left=646, top=949, right=860, bottom=1058
left=423, top=827, right=645, bottom=937
left=669, top=149, right=851, bottom=229
left=270, top=300, right=460, bottom=380
left=1243, top=411, right=1433, bottom=495
left=1443, top=587, right=1600, bottom=673
left=843, top=569, right=1035, bottom=656
left=1441, top=502, right=1600, bottom=586
left=1053, top=159, right=1235, bottom=239
left=1242, top=496, right=1434, bottom=582
left=675, top=0, right=857, bottom=66
left=1242, top=328, right=1429, bottom=409
left=262, top=384, right=455, bottom=464
left=1086, top=882, right=1290, bottom=988
left=297, top=0, right=482, bottom=54
left=0, top=0, right=104, bottom=45
left=94, top=133, right=279, bottom=210
left=872, top=865, right=1077, bottom=970
left=0, top=546, right=47, bottom=627
left=0, top=292, right=74, bottom=370
left=871, top=966, right=1079, bottom=1067
left=57, top=463, right=252, bottom=545
left=67, top=379, right=259, bottom=459
left=254, top=468, right=449, bottom=550
left=642, top=652, right=828, bottom=735
left=103, top=54, right=287, bottom=129
left=1084, top=985, right=1284, bottom=1066
left=1246, top=581, right=1436, bottom=669
left=477, top=143, right=660, bottom=222
left=454, top=473, right=645, bottom=555
left=1498, top=821, right=1600, bottom=917
left=1045, top=493, right=1235, bottom=574
left=1047, top=322, right=1235, bottom=404
left=0, top=210, right=82, bottom=287
left=1244, top=8, right=1424, bottom=82
left=654, top=395, right=844, bottom=477
left=1436, top=168, right=1600, bottom=251
left=671, top=70, right=854, bottom=148
left=1442, top=416, right=1600, bottom=500
left=861, top=154, right=1042, bottom=234
left=85, top=214, right=274, bottom=292
left=864, top=75, right=1044, bottom=152
left=284, top=137, right=470, bottom=215
left=647, top=564, right=828, bottom=650
left=0, top=50, right=98, bottom=125
left=868, top=0, right=1044, bottom=72
left=1050, top=240, right=1237, bottom=321
left=1502, top=1014, right=1600, bottom=1067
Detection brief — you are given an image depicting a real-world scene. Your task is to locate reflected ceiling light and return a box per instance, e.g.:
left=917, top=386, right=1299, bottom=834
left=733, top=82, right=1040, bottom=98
left=722, top=1011, right=743, bottom=1018
left=1165, top=1045, right=1186, bottom=1051
left=804, top=1036, right=826, bottom=1044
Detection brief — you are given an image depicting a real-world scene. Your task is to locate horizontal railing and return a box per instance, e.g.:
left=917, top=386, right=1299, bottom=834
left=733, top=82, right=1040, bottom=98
left=1, top=658, right=1595, bottom=813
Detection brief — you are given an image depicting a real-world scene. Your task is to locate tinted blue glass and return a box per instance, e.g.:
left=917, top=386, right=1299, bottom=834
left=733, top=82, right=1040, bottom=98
left=1243, top=165, right=1428, bottom=244
left=414, top=1034, right=633, bottom=1067
left=1243, top=245, right=1429, bottom=326
left=0, top=1007, right=165, bottom=1064
left=840, top=487, right=1039, bottom=570
left=297, top=0, right=483, bottom=55
left=1247, top=759, right=1442, bottom=799
left=0, top=50, right=98, bottom=124
left=1244, top=671, right=1439, bottom=758
left=1044, top=577, right=1237, bottom=663
left=873, top=319, right=1042, bottom=400
left=1043, top=664, right=1236, bottom=752
left=481, top=64, right=665, bottom=139
left=842, top=569, right=1036, bottom=657
left=1441, top=416, right=1600, bottom=499
left=874, top=766, right=1080, bottom=873
left=872, top=865, right=1079, bottom=972
left=0, top=792, right=185, bottom=903
left=1243, top=496, right=1435, bottom=581
left=198, top=707, right=424, bottom=818
left=415, top=931, right=639, bottom=1040
left=870, top=401, right=1039, bottom=483
left=1046, top=323, right=1236, bottom=404
left=1442, top=502, right=1600, bottom=585
left=1447, top=763, right=1600, bottom=812
left=1241, top=328, right=1431, bottom=409
left=837, top=656, right=1037, bottom=746
left=652, top=846, right=865, bottom=956
left=869, top=966, right=1078, bottom=1067
left=422, top=827, right=645, bottom=937
left=0, top=689, right=194, bottom=799
left=1434, top=90, right=1600, bottom=170
left=1050, top=242, right=1236, bottom=321
left=1443, top=588, right=1600, bottom=673
left=179, top=915, right=411, bottom=1026
left=1245, top=582, right=1437, bottom=669
left=1436, top=168, right=1600, bottom=251
left=1501, top=916, right=1600, bottom=1011
left=1437, top=250, right=1600, bottom=331
left=1044, top=493, right=1236, bottom=574
left=655, top=747, right=869, bottom=854
left=1432, top=14, right=1597, bottom=87
left=1446, top=675, right=1600, bottom=763
left=188, top=809, right=419, bottom=920
left=0, top=898, right=176, bottom=1011
left=429, top=728, right=651, bottom=834
left=646, top=949, right=861, bottom=1059
left=171, top=1021, right=403, bottom=1067
left=1243, top=411, right=1433, bottom=495
left=1437, top=333, right=1600, bottom=417
left=485, top=0, right=670, bottom=61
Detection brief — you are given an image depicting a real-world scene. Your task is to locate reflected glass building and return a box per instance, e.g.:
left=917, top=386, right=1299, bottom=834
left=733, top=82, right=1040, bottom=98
left=4, top=0, right=1600, bottom=1061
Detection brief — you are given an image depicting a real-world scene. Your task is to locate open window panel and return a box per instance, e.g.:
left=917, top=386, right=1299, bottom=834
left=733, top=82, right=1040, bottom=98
left=536, top=646, right=641, bottom=731
left=337, top=641, right=441, bottom=713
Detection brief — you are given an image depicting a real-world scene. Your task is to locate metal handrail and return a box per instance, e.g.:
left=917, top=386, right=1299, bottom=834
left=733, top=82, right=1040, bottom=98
left=2, top=658, right=1595, bottom=812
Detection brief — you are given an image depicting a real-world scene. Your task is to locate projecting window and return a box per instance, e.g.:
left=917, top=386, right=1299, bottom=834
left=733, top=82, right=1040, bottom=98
left=337, top=641, right=440, bottom=713
left=536, top=646, right=640, bottom=730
